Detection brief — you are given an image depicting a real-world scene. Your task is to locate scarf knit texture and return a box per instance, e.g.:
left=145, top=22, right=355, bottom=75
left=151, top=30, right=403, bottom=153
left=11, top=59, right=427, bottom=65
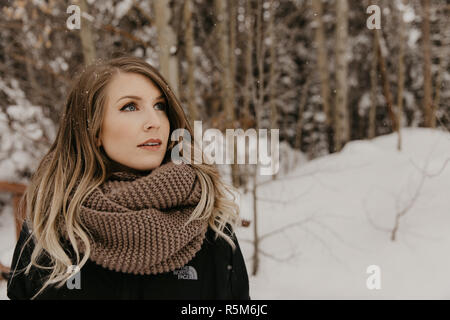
left=75, top=161, right=208, bottom=275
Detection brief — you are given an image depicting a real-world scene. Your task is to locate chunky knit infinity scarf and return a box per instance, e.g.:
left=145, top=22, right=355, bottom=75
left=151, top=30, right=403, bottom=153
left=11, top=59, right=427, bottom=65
left=75, top=161, right=208, bottom=275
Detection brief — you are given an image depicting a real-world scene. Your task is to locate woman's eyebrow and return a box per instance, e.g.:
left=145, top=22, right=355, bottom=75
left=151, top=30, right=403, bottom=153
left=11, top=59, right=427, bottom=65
left=115, top=94, right=165, bottom=103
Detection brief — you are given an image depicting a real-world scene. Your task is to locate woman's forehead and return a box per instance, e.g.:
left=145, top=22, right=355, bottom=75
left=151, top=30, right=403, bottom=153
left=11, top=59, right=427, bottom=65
left=106, top=72, right=163, bottom=104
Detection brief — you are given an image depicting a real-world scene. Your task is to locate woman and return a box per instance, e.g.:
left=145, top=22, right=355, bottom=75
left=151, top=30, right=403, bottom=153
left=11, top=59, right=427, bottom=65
left=7, top=56, right=250, bottom=300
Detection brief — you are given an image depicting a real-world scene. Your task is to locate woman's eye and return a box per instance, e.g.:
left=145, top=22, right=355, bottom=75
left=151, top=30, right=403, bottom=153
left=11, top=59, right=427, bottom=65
left=154, top=102, right=167, bottom=111
left=120, top=102, right=166, bottom=112
left=120, top=102, right=137, bottom=112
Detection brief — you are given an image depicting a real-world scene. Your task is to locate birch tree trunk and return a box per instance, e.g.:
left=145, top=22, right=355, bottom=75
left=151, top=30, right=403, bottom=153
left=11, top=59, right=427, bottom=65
left=368, top=33, right=377, bottom=139
left=312, top=0, right=331, bottom=127
left=78, top=0, right=96, bottom=65
left=255, top=0, right=264, bottom=128
left=421, top=0, right=434, bottom=127
left=214, top=0, right=239, bottom=186
left=241, top=0, right=256, bottom=194
left=268, top=0, right=279, bottom=180
left=228, top=0, right=241, bottom=187
left=252, top=0, right=266, bottom=276
left=214, top=0, right=234, bottom=125
left=183, top=0, right=197, bottom=125
left=243, top=0, right=256, bottom=125
left=375, top=29, right=399, bottom=133
left=268, top=0, right=278, bottom=131
left=251, top=163, right=259, bottom=276
left=229, top=0, right=237, bottom=124
left=153, top=0, right=180, bottom=98
left=396, top=0, right=407, bottom=150
left=334, top=0, right=350, bottom=151
left=433, top=3, right=449, bottom=118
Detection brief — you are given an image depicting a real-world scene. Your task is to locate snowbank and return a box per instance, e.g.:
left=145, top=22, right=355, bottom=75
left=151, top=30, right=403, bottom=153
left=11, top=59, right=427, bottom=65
left=236, top=127, right=450, bottom=299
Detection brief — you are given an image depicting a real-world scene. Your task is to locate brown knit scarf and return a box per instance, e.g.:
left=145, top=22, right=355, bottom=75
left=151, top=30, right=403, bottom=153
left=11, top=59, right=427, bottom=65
left=74, top=160, right=208, bottom=275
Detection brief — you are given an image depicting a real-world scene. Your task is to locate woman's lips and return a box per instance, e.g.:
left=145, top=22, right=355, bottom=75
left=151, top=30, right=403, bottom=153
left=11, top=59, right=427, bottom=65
left=138, top=144, right=161, bottom=151
left=138, top=138, right=162, bottom=146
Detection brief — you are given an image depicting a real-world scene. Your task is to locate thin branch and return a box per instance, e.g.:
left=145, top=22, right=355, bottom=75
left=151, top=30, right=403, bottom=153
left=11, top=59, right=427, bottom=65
left=257, top=247, right=302, bottom=263
left=409, top=157, right=450, bottom=178
left=259, top=214, right=316, bottom=242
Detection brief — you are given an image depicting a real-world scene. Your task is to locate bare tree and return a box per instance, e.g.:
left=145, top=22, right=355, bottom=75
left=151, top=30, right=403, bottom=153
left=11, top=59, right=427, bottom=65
left=239, top=0, right=257, bottom=194
left=268, top=0, right=279, bottom=181
left=374, top=28, right=399, bottom=134
left=229, top=0, right=237, bottom=123
left=255, top=0, right=265, bottom=128
left=421, top=0, right=434, bottom=127
left=391, top=155, right=450, bottom=241
left=77, top=0, right=97, bottom=65
left=396, top=0, right=408, bottom=150
left=228, top=0, right=242, bottom=188
left=153, top=0, right=180, bottom=97
left=183, top=0, right=198, bottom=126
left=368, top=32, right=377, bottom=140
left=334, top=0, right=350, bottom=151
left=251, top=163, right=259, bottom=276
left=214, top=0, right=234, bottom=126
left=433, top=3, right=449, bottom=119
left=212, top=0, right=240, bottom=187
left=268, top=0, right=278, bottom=132
left=242, top=0, right=256, bottom=127
left=311, top=0, right=332, bottom=129
left=249, top=0, right=266, bottom=276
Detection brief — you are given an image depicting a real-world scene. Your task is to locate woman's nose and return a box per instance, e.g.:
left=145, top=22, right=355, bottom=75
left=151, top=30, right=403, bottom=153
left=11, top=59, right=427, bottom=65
left=143, top=107, right=161, bottom=130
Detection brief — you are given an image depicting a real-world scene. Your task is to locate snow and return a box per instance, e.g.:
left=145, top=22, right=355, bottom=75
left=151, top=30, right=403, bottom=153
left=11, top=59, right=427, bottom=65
left=234, top=127, right=450, bottom=299
left=1, top=128, right=450, bottom=299
left=0, top=79, right=56, bottom=181
left=49, top=57, right=68, bottom=73
left=114, top=0, right=133, bottom=21
left=408, top=28, right=421, bottom=48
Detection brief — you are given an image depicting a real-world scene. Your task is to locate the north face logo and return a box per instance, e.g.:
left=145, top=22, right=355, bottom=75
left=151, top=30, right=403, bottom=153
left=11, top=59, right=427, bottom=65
left=173, top=266, right=198, bottom=280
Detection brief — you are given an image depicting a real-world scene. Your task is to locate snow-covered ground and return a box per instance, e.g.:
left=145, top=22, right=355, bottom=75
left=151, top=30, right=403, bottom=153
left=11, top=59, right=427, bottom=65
left=1, top=127, right=450, bottom=299
left=236, top=127, right=450, bottom=299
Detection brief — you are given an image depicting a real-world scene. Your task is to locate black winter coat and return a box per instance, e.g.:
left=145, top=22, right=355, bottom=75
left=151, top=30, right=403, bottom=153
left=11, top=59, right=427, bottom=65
left=7, top=223, right=250, bottom=300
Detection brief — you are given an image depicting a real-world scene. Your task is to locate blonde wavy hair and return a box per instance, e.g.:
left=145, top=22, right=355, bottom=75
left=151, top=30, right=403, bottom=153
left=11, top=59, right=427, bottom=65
left=11, top=55, right=240, bottom=299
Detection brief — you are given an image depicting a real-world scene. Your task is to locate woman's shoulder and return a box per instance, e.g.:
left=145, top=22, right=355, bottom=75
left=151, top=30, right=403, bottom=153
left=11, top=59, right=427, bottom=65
left=201, top=223, right=247, bottom=274
left=203, top=223, right=238, bottom=249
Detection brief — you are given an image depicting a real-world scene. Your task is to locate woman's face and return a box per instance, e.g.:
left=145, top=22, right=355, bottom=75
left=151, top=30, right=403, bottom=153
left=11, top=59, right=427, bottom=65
left=98, top=72, right=170, bottom=171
